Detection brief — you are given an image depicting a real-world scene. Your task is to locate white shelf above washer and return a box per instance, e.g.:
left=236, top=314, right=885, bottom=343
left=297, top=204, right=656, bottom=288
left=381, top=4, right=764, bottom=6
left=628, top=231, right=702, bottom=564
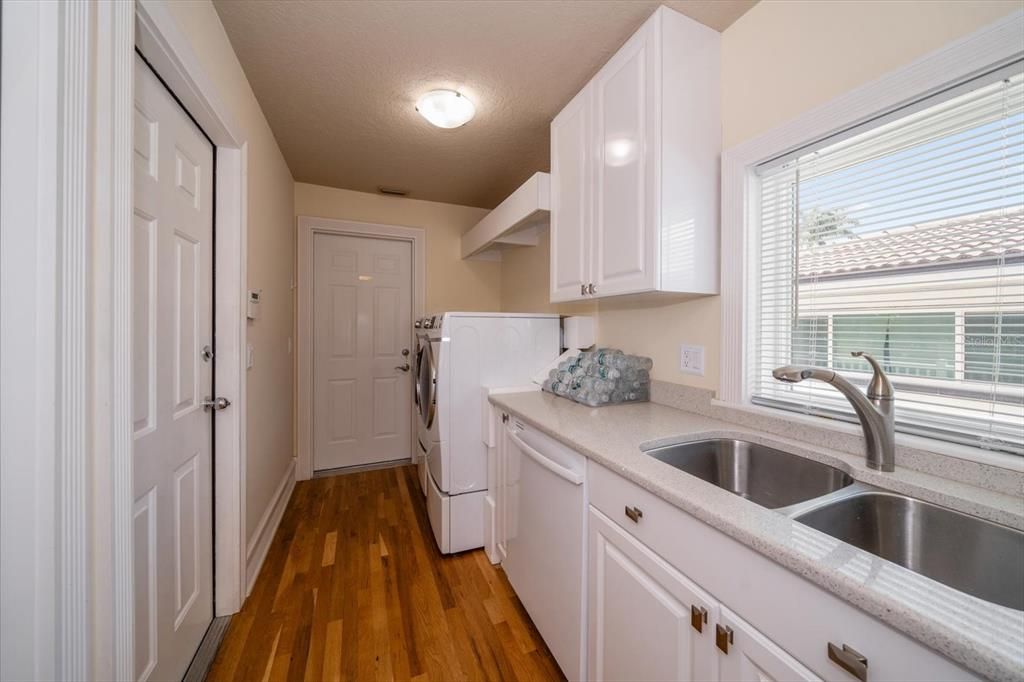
left=461, top=171, right=550, bottom=261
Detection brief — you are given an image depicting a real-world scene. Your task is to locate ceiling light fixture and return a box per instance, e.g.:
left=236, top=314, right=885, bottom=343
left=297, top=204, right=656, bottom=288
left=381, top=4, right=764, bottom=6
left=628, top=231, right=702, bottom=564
left=416, top=89, right=475, bottom=129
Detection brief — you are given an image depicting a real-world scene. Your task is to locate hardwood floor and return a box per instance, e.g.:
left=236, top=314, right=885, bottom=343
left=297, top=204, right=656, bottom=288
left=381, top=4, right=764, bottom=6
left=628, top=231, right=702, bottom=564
left=206, top=465, right=565, bottom=682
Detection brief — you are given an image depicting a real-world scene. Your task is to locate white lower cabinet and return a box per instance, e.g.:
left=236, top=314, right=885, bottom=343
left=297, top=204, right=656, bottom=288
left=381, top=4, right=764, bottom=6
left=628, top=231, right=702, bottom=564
left=589, top=507, right=717, bottom=682
left=589, top=505, right=817, bottom=682
left=716, top=606, right=819, bottom=682
left=493, top=423, right=981, bottom=682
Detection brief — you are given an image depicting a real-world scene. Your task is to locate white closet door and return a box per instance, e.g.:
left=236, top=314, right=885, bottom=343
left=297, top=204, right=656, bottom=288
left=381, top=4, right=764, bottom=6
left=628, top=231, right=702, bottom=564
left=132, top=53, right=214, bottom=682
left=313, top=232, right=413, bottom=470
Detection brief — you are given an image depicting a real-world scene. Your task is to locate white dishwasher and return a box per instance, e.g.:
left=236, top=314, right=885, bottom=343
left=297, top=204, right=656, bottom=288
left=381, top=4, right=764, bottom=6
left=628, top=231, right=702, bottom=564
left=502, top=416, right=587, bottom=682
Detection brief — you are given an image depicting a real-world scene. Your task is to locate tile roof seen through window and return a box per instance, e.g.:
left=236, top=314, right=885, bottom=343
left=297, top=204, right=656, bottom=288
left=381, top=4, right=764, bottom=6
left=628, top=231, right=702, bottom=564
left=799, top=208, right=1024, bottom=279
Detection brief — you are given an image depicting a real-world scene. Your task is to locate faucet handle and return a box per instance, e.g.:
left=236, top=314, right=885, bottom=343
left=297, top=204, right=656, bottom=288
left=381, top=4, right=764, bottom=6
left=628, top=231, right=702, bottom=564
left=851, top=352, right=894, bottom=399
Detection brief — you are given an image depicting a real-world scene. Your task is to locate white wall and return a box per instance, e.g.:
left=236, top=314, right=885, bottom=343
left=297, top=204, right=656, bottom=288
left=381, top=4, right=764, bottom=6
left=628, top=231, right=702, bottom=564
left=160, top=0, right=297, bottom=550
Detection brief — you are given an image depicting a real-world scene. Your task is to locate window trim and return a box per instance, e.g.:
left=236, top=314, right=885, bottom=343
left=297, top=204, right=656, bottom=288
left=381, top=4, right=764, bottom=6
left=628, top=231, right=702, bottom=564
left=719, top=11, right=1024, bottom=458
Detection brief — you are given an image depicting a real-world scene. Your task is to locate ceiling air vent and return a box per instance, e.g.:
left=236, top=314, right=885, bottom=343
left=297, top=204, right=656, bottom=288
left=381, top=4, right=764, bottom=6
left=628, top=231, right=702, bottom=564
left=377, top=186, right=409, bottom=197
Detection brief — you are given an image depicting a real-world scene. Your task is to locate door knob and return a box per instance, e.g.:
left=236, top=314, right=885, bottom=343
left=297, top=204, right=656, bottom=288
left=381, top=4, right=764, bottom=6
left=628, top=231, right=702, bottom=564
left=201, top=396, right=231, bottom=412
left=395, top=363, right=411, bottom=372
left=402, top=348, right=410, bottom=356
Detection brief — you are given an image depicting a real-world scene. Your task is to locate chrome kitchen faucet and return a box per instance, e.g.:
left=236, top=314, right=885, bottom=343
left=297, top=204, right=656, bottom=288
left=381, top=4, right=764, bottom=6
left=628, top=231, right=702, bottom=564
left=772, top=352, right=896, bottom=472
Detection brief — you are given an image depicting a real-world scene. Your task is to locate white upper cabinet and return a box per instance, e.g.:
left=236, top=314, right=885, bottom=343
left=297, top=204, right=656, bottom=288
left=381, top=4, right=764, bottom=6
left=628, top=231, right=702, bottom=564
left=550, top=6, right=721, bottom=302
left=550, top=86, right=592, bottom=301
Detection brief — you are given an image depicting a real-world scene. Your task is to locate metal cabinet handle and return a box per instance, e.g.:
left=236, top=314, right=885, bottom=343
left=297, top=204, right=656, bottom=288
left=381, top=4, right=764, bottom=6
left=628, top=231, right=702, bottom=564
left=588, top=283, right=596, bottom=295
left=690, top=605, right=708, bottom=633
left=715, top=624, right=734, bottom=654
left=395, top=363, right=411, bottom=372
left=828, top=643, right=868, bottom=681
left=624, top=505, right=643, bottom=523
left=581, top=284, right=588, bottom=296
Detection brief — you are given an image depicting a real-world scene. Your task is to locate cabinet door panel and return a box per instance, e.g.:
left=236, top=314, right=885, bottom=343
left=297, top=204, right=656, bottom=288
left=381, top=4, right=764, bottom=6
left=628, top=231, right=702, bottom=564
left=717, top=606, right=820, bottom=682
left=550, top=85, right=591, bottom=302
left=589, top=507, right=716, bottom=682
left=592, top=22, right=657, bottom=297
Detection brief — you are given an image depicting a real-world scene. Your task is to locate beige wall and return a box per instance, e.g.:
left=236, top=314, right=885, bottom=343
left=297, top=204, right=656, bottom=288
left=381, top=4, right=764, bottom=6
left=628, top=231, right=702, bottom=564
left=554, top=0, right=1022, bottom=392
left=162, top=1, right=296, bottom=547
left=500, top=231, right=597, bottom=316
left=295, top=182, right=501, bottom=313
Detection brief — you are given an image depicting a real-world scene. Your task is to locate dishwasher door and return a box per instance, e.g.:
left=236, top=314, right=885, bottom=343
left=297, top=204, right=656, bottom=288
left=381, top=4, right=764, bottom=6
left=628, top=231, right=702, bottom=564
left=502, top=420, right=587, bottom=682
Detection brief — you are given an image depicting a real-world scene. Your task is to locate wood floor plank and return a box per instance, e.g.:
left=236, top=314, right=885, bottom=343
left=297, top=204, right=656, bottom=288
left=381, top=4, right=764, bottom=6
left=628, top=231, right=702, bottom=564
left=207, top=465, right=564, bottom=682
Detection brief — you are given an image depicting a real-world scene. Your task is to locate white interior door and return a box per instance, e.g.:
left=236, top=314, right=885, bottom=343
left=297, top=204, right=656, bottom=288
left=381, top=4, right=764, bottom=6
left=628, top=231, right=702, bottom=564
left=132, top=54, right=214, bottom=682
left=313, top=232, right=413, bottom=470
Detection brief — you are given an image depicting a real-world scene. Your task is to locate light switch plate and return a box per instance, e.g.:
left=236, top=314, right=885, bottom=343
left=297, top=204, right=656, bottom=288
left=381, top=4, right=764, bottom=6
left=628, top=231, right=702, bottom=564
left=680, top=344, right=705, bottom=376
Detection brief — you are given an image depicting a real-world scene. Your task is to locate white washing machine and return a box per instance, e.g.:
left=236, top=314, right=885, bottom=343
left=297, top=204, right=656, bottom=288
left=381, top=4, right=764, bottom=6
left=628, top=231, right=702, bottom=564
left=413, top=312, right=560, bottom=554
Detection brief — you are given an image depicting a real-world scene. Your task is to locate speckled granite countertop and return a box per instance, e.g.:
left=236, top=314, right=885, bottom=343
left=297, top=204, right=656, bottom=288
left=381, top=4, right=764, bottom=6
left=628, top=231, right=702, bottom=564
left=489, top=390, right=1024, bottom=682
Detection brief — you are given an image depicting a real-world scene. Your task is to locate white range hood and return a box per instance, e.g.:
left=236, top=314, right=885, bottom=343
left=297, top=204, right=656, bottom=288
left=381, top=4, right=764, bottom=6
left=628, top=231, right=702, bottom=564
left=461, top=172, right=549, bottom=261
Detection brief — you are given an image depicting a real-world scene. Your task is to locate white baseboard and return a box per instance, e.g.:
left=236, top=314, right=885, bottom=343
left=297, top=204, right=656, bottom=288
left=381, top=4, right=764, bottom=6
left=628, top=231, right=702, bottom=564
left=244, top=458, right=296, bottom=596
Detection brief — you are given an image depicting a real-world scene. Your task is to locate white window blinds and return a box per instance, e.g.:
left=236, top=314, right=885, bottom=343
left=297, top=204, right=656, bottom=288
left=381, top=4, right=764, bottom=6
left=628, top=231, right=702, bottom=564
left=752, top=65, right=1024, bottom=455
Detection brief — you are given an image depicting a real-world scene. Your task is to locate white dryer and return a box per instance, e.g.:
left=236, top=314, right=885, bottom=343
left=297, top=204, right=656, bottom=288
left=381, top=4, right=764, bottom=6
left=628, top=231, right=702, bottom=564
left=413, top=312, right=560, bottom=554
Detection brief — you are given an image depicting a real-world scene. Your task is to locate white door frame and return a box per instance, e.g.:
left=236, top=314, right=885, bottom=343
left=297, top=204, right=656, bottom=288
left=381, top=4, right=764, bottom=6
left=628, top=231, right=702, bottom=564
left=1, top=1, right=249, bottom=678
left=297, top=216, right=425, bottom=481
left=135, top=0, right=249, bottom=622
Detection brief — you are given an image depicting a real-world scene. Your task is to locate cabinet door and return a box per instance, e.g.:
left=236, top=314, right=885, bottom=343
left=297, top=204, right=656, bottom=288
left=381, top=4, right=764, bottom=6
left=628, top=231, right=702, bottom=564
left=589, top=507, right=717, bottom=682
left=591, top=19, right=658, bottom=298
left=550, top=85, right=592, bottom=302
left=716, top=606, right=820, bottom=682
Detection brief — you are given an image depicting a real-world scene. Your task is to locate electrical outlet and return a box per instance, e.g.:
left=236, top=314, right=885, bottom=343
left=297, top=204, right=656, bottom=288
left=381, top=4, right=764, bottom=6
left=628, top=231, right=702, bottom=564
left=680, top=344, right=705, bottom=376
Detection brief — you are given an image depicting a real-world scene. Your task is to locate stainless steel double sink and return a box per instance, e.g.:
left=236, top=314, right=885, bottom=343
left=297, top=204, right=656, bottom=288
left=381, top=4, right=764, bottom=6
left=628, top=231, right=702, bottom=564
left=644, top=438, right=1024, bottom=611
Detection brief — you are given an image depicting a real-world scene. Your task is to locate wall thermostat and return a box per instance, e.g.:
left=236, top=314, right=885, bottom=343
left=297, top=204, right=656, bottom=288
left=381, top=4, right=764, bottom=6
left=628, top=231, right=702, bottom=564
left=247, top=289, right=262, bottom=320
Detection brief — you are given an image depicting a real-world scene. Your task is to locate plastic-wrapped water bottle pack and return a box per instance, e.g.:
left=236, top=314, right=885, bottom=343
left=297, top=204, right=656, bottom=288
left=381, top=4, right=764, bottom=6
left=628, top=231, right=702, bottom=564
left=541, top=348, right=652, bottom=407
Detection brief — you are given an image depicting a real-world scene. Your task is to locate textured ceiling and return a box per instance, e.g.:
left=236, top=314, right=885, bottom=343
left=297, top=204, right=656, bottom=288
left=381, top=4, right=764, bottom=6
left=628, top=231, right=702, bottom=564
left=214, top=0, right=757, bottom=208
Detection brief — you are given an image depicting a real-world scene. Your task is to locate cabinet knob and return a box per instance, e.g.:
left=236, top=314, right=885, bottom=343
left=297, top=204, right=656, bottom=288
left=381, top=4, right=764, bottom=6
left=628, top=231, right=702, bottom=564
left=690, top=605, right=708, bottom=633
left=624, top=505, right=643, bottom=523
left=588, top=283, right=596, bottom=295
left=715, top=624, right=734, bottom=654
left=828, top=643, right=868, bottom=681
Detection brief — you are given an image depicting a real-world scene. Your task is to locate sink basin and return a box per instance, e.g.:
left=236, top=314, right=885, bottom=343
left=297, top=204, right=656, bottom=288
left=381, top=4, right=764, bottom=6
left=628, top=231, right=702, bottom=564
left=794, top=491, right=1024, bottom=610
left=644, top=439, right=854, bottom=509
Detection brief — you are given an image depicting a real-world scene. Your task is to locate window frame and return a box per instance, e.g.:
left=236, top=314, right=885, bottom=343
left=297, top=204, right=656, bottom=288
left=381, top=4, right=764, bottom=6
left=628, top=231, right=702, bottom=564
left=719, top=12, right=1024, bottom=459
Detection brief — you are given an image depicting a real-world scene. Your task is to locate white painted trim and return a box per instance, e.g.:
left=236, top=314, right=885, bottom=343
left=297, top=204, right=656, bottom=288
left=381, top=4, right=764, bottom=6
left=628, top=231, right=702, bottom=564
left=0, top=2, right=60, bottom=679
left=56, top=3, right=93, bottom=678
left=134, top=0, right=249, bottom=619
left=296, top=216, right=426, bottom=481
left=720, top=10, right=1024, bottom=405
left=244, top=459, right=297, bottom=596
left=90, top=3, right=135, bottom=680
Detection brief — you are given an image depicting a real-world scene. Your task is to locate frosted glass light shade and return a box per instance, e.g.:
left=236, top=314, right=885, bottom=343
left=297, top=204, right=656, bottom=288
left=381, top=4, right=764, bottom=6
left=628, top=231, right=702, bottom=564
left=416, top=89, right=475, bottom=129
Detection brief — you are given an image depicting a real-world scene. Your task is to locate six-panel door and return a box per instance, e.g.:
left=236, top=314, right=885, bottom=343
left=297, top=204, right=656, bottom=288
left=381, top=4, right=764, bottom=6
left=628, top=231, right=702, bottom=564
left=132, top=53, right=214, bottom=682
left=588, top=506, right=718, bottom=682
left=312, top=232, right=413, bottom=471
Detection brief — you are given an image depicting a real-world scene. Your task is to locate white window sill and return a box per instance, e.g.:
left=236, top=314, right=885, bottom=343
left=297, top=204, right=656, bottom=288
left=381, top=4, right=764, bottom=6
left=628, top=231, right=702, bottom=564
left=710, top=398, right=1024, bottom=474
